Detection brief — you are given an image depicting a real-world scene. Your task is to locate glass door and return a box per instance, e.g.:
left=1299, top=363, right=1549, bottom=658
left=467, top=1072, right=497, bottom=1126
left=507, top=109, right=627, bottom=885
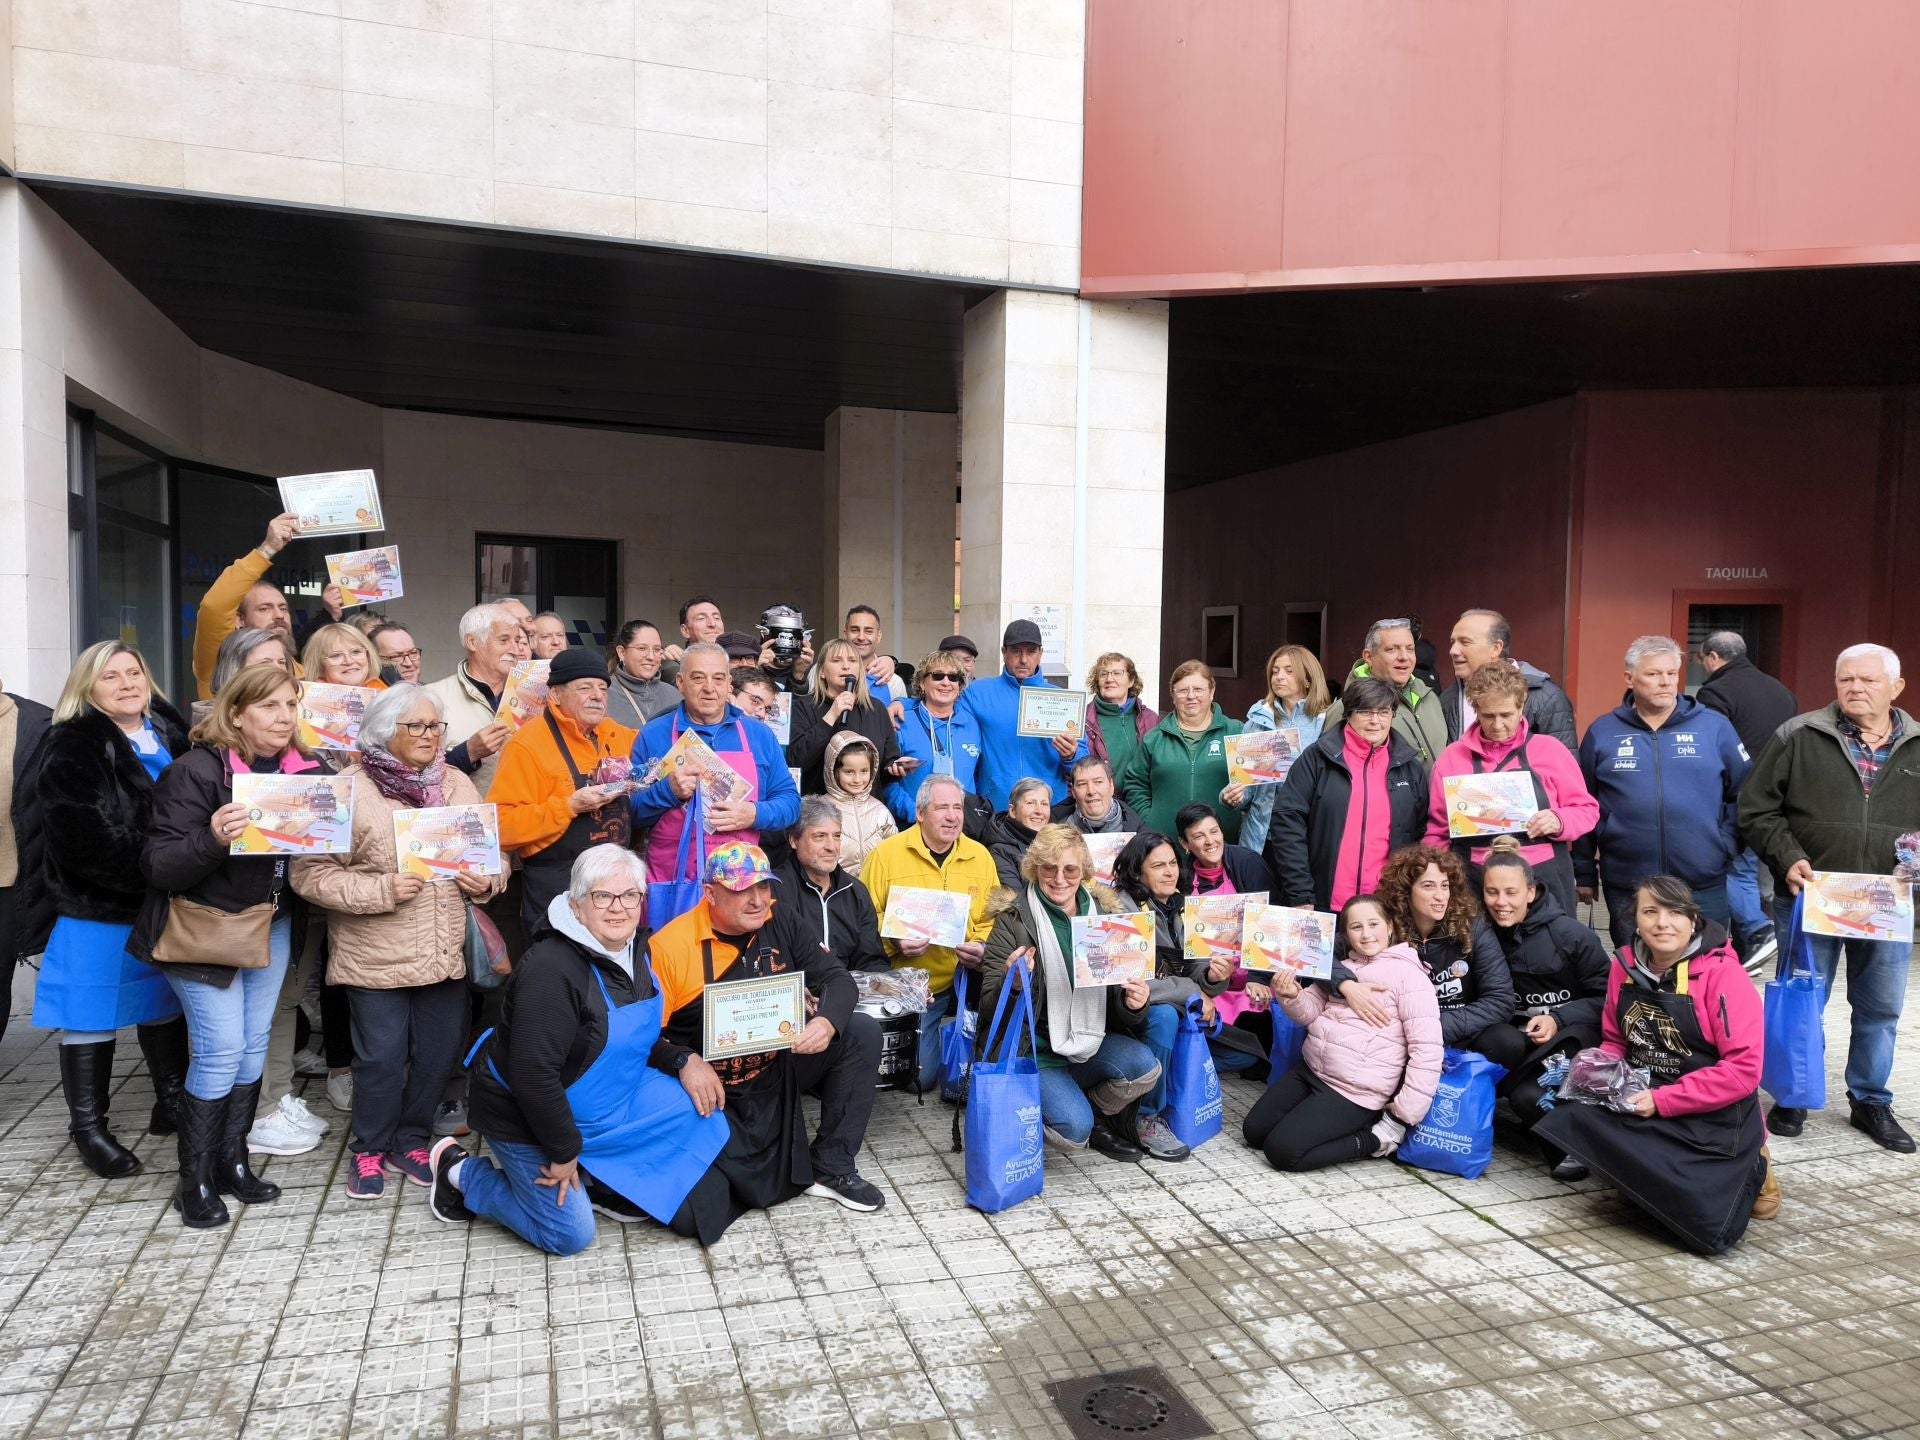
left=476, top=534, right=618, bottom=650
left=67, top=409, right=176, bottom=692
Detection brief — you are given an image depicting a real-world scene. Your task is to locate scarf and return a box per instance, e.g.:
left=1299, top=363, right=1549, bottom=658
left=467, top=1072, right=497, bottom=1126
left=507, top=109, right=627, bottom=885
left=1076, top=798, right=1127, bottom=834
left=1027, top=884, right=1108, bottom=1064
left=359, top=744, right=448, bottom=809
left=1190, top=863, right=1233, bottom=895
left=0, top=698, right=16, bottom=887
left=1093, top=695, right=1142, bottom=775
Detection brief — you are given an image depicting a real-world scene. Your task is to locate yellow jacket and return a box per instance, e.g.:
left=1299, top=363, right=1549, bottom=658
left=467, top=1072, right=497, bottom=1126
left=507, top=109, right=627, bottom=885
left=193, top=549, right=271, bottom=698
left=857, top=824, right=997, bottom=994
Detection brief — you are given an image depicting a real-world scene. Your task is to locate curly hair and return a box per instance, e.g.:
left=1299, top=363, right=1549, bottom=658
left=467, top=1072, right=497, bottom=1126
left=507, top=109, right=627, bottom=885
left=1464, top=660, right=1528, bottom=711
left=1375, top=844, right=1476, bottom=949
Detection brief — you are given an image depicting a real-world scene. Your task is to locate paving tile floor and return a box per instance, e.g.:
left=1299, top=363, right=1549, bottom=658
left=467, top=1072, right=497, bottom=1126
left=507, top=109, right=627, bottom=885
left=0, top=958, right=1914, bottom=1438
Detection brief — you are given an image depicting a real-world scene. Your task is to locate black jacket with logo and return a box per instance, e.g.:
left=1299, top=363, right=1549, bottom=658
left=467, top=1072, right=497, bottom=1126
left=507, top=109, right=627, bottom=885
left=1263, top=727, right=1427, bottom=909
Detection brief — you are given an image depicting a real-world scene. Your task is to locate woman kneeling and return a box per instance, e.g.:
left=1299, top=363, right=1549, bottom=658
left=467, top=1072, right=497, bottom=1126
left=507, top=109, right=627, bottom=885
left=1244, top=895, right=1442, bottom=1171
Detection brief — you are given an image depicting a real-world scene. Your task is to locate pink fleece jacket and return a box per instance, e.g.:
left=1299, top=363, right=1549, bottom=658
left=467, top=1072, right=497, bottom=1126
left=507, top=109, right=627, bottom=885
left=1594, top=937, right=1763, bottom=1118
left=1333, top=726, right=1394, bottom=907
left=1423, top=719, right=1598, bottom=867
left=1279, top=941, right=1444, bottom=1123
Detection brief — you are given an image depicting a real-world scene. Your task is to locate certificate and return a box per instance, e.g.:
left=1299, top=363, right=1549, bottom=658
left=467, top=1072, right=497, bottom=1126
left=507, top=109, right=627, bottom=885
left=767, top=691, right=793, bottom=746
left=494, top=659, right=551, bottom=731
left=393, top=804, right=502, bottom=880
left=1241, top=905, right=1336, bottom=979
left=1183, top=893, right=1253, bottom=963
left=1227, top=729, right=1303, bottom=787
left=704, top=973, right=806, bottom=1060
left=638, top=728, right=754, bottom=822
left=277, top=468, right=384, bottom=537
left=1082, top=831, right=1135, bottom=887
left=1803, top=871, right=1914, bottom=944
left=324, top=545, right=404, bottom=607
left=1071, top=911, right=1156, bottom=988
left=297, top=682, right=371, bottom=752
left=230, top=774, right=354, bottom=856
left=880, top=886, right=972, bottom=948
left=1443, top=772, right=1539, bottom=839
left=1016, top=686, right=1086, bottom=740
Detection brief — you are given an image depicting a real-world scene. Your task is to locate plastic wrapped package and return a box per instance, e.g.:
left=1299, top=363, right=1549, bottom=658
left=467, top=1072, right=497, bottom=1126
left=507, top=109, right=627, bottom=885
left=852, top=967, right=932, bottom=1016
left=1554, top=1048, right=1653, bottom=1114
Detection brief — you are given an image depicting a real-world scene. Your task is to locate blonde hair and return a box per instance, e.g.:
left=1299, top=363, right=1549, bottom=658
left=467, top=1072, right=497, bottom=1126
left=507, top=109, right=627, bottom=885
left=1264, top=644, right=1333, bottom=718
left=808, top=638, right=876, bottom=709
left=300, top=623, right=381, bottom=685
left=1085, top=651, right=1143, bottom=699
left=914, top=648, right=969, bottom=697
left=190, top=663, right=303, bottom=756
left=52, top=641, right=161, bottom=726
left=1019, top=823, right=1094, bottom=888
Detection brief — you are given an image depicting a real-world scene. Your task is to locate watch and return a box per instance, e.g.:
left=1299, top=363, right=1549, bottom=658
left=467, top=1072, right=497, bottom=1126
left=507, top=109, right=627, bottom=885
left=672, top=1050, right=693, bottom=1074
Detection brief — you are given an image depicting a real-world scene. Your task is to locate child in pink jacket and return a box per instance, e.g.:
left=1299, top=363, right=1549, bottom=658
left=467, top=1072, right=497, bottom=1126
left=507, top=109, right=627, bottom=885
left=1242, top=895, right=1444, bottom=1171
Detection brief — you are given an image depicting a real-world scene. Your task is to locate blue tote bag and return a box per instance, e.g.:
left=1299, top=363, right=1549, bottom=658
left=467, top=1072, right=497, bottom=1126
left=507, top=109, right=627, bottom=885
left=963, top=960, right=1045, bottom=1214
left=1268, top=1005, right=1306, bottom=1083
left=937, top=969, right=977, bottom=1103
left=1397, top=1048, right=1508, bottom=1179
left=1164, top=995, right=1225, bottom=1149
left=646, top=792, right=707, bottom=933
left=1762, top=895, right=1827, bottom=1111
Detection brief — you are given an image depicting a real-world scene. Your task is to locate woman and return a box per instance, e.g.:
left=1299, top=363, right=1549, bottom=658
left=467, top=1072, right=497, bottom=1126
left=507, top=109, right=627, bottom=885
left=605, top=622, right=680, bottom=731
left=196, top=628, right=296, bottom=725
left=1536, top=876, right=1776, bottom=1254
left=1425, top=662, right=1595, bottom=917
left=1242, top=894, right=1443, bottom=1172
left=19, top=642, right=189, bottom=1178
left=1175, top=802, right=1273, bottom=898
left=788, top=639, right=903, bottom=795
left=886, top=649, right=983, bottom=827
left=299, top=623, right=385, bottom=695
left=1238, top=645, right=1332, bottom=855
left=1120, top=660, right=1244, bottom=843
left=1265, top=677, right=1428, bottom=911
left=978, top=825, right=1161, bottom=1161
left=290, top=685, right=505, bottom=1199
left=133, top=665, right=314, bottom=1228
left=1085, top=652, right=1157, bottom=781
left=1472, top=837, right=1610, bottom=1179
left=434, top=845, right=730, bottom=1254
left=986, top=778, right=1053, bottom=888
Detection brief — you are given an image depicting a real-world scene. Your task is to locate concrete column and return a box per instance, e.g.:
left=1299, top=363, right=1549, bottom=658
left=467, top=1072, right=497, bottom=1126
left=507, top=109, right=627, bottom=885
left=823, top=405, right=958, bottom=669
left=958, top=290, right=1169, bottom=704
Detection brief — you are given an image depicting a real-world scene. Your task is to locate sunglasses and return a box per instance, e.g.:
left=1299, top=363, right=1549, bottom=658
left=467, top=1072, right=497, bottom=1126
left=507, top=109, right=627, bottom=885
left=924, top=672, right=963, bottom=683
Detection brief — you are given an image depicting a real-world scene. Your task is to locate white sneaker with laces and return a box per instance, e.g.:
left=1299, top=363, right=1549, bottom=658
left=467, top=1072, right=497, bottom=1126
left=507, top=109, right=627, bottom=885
left=291, top=1045, right=329, bottom=1079
left=326, top=1071, right=354, bottom=1114
left=247, top=1105, right=321, bottom=1156
left=278, top=1093, right=330, bottom=1135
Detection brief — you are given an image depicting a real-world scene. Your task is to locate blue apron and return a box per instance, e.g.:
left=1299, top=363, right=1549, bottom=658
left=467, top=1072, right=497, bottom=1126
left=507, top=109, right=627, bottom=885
left=472, top=955, right=727, bottom=1226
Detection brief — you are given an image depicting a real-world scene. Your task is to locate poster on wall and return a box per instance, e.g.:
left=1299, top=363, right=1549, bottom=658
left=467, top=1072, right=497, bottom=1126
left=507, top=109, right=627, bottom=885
left=1008, top=603, right=1068, bottom=669
left=277, top=469, right=384, bottom=538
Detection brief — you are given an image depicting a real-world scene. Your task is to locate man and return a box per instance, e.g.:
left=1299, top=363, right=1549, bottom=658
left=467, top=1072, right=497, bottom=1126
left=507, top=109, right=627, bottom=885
left=651, top=843, right=885, bottom=1212
left=489, top=647, right=638, bottom=936
left=1051, top=755, right=1145, bottom=834
left=1699, top=631, right=1798, bottom=962
left=1740, top=643, right=1920, bottom=1153
left=940, top=634, right=979, bottom=682
left=425, top=603, right=521, bottom=795
left=960, top=620, right=1088, bottom=808
left=1321, top=617, right=1447, bottom=764
left=778, top=798, right=888, bottom=975
left=860, top=775, right=999, bottom=1093
left=370, top=623, right=423, bottom=686
left=529, top=612, right=570, bottom=660
left=1440, top=609, right=1578, bottom=752
left=191, top=512, right=313, bottom=698
left=630, top=641, right=800, bottom=893
left=1575, top=636, right=1751, bottom=950
left=729, top=667, right=780, bottom=724
left=660, top=594, right=726, bottom=679
left=789, top=604, right=901, bottom=703
left=498, top=598, right=536, bottom=657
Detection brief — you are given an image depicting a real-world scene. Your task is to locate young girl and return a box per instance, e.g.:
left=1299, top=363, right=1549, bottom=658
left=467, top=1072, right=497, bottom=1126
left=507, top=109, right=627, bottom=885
left=1242, top=895, right=1443, bottom=1172
left=822, top=733, right=897, bottom=872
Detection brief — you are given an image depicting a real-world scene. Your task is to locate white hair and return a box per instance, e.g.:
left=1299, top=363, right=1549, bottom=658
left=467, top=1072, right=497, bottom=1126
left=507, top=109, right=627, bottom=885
left=681, top=640, right=729, bottom=668
left=916, top=773, right=966, bottom=815
left=1837, top=643, right=1902, bottom=681
left=459, top=603, right=517, bottom=648
left=1624, top=635, right=1684, bottom=670
left=568, top=844, right=647, bottom=903
left=356, top=682, right=442, bottom=755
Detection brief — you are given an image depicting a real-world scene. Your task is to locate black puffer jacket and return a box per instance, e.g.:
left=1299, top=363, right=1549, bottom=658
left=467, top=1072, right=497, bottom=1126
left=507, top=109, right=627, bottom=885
left=1263, top=727, right=1426, bottom=909
left=1326, top=915, right=1516, bottom=1047
left=1488, top=888, right=1609, bottom=1036
left=984, top=810, right=1039, bottom=889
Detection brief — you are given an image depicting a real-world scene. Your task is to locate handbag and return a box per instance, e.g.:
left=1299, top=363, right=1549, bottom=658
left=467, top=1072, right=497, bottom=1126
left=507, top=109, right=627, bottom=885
left=962, top=958, right=1045, bottom=1214
left=1268, top=1004, right=1306, bottom=1083
left=150, top=896, right=275, bottom=969
left=1164, top=994, right=1225, bottom=1148
left=646, top=791, right=707, bottom=933
left=1397, top=1047, right=1508, bottom=1179
left=1761, top=896, right=1827, bottom=1111
left=465, top=903, right=509, bottom=991
left=937, top=968, right=977, bottom=1103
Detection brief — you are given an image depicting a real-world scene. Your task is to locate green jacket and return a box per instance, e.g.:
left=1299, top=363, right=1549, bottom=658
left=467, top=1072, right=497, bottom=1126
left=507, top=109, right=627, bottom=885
left=1323, top=664, right=1447, bottom=766
left=1118, top=704, right=1245, bottom=843
left=1738, top=704, right=1920, bottom=878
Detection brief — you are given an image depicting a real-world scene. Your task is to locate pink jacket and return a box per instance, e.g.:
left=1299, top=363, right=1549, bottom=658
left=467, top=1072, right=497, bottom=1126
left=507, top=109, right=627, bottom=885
left=1279, top=942, right=1444, bottom=1123
left=1423, top=720, right=1598, bottom=868
left=1594, top=936, right=1762, bottom=1118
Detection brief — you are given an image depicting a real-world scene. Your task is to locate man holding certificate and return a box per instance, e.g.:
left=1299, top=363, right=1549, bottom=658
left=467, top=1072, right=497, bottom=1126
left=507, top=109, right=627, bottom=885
left=961, top=620, right=1088, bottom=809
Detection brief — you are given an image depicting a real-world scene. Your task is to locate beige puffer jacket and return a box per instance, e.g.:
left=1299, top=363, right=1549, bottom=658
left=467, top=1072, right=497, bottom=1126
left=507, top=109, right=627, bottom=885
left=290, top=764, right=505, bottom=990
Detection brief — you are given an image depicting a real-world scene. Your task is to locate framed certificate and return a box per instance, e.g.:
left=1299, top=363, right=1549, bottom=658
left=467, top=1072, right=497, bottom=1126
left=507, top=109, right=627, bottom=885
left=703, top=973, right=806, bottom=1060
left=1016, top=686, right=1086, bottom=739
left=277, top=469, right=384, bottom=537
left=325, top=545, right=404, bottom=606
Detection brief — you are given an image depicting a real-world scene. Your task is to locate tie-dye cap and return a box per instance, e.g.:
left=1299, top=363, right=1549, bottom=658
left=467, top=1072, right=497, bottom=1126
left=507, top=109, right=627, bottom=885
left=705, top=841, right=778, bottom=892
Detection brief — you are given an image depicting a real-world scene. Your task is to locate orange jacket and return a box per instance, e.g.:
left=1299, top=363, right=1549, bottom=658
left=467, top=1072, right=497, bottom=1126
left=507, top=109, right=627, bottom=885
left=486, top=704, right=636, bottom=858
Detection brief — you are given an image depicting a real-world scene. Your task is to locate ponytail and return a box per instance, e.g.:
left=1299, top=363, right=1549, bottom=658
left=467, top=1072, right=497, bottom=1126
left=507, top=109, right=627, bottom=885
left=1482, top=834, right=1536, bottom=887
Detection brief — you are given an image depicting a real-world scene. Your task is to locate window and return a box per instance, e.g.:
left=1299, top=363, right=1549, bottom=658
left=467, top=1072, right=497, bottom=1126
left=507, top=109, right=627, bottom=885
left=476, top=534, right=618, bottom=649
left=1201, top=606, right=1241, bottom=679
left=67, top=410, right=175, bottom=689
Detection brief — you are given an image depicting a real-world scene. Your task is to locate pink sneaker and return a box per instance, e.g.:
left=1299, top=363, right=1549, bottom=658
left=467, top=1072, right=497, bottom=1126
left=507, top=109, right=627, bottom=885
left=345, top=1152, right=385, bottom=1199
left=385, top=1148, right=434, bottom=1187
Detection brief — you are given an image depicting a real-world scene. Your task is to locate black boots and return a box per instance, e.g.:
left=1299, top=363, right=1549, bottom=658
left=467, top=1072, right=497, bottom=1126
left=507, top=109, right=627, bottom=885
left=216, top=1081, right=281, bottom=1204
left=1089, top=1101, right=1146, bottom=1162
left=136, top=1017, right=190, bottom=1136
left=59, top=1042, right=141, bottom=1178
left=173, top=1092, right=229, bottom=1229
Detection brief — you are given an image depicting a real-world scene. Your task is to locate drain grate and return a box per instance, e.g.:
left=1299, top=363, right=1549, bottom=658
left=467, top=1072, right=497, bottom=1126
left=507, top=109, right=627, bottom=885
left=1046, top=1365, right=1212, bottom=1439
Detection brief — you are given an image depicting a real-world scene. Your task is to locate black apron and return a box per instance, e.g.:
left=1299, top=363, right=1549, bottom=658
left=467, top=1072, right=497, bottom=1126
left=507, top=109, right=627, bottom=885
left=1536, top=958, right=1766, bottom=1255
left=1457, top=740, right=1577, bottom=917
left=519, top=711, right=634, bottom=936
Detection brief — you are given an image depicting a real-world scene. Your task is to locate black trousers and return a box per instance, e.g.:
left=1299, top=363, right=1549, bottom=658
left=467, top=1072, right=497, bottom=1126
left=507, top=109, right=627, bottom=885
left=1473, top=1020, right=1572, bottom=1161
left=345, top=978, right=468, bottom=1155
left=794, top=1009, right=881, bottom=1178
left=1242, top=1067, right=1380, bottom=1172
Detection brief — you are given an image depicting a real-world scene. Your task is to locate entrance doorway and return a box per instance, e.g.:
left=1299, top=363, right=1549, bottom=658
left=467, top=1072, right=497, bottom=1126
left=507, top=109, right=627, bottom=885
left=477, top=535, right=618, bottom=650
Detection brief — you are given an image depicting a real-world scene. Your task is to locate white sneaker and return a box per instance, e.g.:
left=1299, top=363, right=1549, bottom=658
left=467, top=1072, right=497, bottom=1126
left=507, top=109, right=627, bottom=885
left=326, top=1072, right=354, bottom=1114
left=247, top=1105, right=321, bottom=1156
left=278, top=1093, right=330, bottom=1136
left=292, top=1045, right=329, bottom=1079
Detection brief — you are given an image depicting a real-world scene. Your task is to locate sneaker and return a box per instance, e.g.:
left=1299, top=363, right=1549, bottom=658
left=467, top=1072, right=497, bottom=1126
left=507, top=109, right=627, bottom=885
left=326, top=1071, right=354, bottom=1114
left=432, top=1100, right=469, bottom=1138
left=291, top=1045, right=329, bottom=1079
left=426, top=1138, right=471, bottom=1223
left=585, top=1174, right=647, bottom=1223
left=1742, top=933, right=1780, bottom=977
left=246, top=1105, right=321, bottom=1157
left=1767, top=1105, right=1807, bottom=1138
left=1550, top=1157, right=1590, bottom=1183
left=1134, top=1112, right=1192, bottom=1163
left=1850, top=1101, right=1917, bottom=1153
left=345, top=1152, right=385, bottom=1199
left=804, top=1172, right=886, bottom=1212
left=278, top=1093, right=329, bottom=1136
left=385, top=1148, right=434, bottom=1187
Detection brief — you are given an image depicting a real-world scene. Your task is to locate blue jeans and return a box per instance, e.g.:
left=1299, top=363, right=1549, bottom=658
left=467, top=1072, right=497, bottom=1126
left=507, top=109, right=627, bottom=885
left=1604, top=883, right=1731, bottom=954
left=166, top=914, right=293, bottom=1100
left=1727, top=848, right=1770, bottom=943
left=1771, top=895, right=1911, bottom=1106
left=916, top=987, right=954, bottom=1094
left=1036, top=1032, right=1161, bottom=1145
left=459, top=1136, right=596, bottom=1257
left=1141, top=1004, right=1180, bottom=1115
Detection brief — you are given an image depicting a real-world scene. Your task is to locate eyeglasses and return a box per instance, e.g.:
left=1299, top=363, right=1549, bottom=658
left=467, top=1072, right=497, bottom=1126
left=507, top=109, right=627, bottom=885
left=399, top=721, right=449, bottom=737
left=587, top=889, right=643, bottom=911
left=1037, top=864, right=1085, bottom=880
left=1351, top=708, right=1395, bottom=721
left=382, top=648, right=422, bottom=664
left=924, top=672, right=963, bottom=683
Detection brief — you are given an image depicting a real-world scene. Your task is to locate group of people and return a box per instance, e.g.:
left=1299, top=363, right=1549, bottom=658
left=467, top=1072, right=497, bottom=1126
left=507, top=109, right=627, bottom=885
left=0, top=513, right=1910, bottom=1262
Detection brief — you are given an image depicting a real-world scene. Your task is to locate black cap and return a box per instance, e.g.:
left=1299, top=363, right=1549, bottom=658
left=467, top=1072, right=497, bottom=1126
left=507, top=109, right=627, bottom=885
left=938, top=633, right=978, bottom=657
left=1002, top=619, right=1043, bottom=649
left=717, top=630, right=762, bottom=661
left=547, top=647, right=603, bottom=687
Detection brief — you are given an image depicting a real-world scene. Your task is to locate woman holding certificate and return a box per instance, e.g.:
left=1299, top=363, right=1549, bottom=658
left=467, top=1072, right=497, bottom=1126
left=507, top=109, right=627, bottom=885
left=1119, top=660, right=1245, bottom=844
left=788, top=640, right=904, bottom=795
left=1237, top=645, right=1332, bottom=855
left=17, top=642, right=190, bottom=1179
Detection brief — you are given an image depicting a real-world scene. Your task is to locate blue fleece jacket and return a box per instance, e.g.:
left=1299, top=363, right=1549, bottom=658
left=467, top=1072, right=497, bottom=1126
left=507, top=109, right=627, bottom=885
left=1574, top=694, right=1750, bottom=891
left=960, top=669, right=1089, bottom=809
left=884, top=698, right=984, bottom=824
left=629, top=703, right=800, bottom=835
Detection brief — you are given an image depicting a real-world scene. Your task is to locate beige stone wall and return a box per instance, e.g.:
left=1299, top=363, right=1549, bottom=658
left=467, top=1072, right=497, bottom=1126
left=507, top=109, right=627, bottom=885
left=12, top=0, right=1084, bottom=287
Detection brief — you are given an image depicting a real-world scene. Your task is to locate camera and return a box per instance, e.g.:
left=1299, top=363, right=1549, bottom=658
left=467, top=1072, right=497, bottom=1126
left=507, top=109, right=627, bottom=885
left=757, top=605, right=811, bottom=672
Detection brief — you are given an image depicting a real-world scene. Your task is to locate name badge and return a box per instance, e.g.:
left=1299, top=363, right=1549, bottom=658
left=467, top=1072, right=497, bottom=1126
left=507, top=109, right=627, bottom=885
left=932, top=752, right=955, bottom=777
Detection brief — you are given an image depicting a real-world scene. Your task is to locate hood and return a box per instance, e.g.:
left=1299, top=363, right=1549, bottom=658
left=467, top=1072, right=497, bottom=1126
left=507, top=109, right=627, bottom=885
left=1514, top=660, right=1555, bottom=690
left=545, top=891, right=636, bottom=972
left=822, top=732, right=881, bottom=803
left=1607, top=691, right=1703, bottom=732
left=1615, top=918, right=1736, bottom=977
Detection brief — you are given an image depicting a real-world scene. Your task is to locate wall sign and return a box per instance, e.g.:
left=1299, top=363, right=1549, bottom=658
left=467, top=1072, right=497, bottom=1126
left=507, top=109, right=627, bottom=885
left=1704, top=567, right=1769, bottom=580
